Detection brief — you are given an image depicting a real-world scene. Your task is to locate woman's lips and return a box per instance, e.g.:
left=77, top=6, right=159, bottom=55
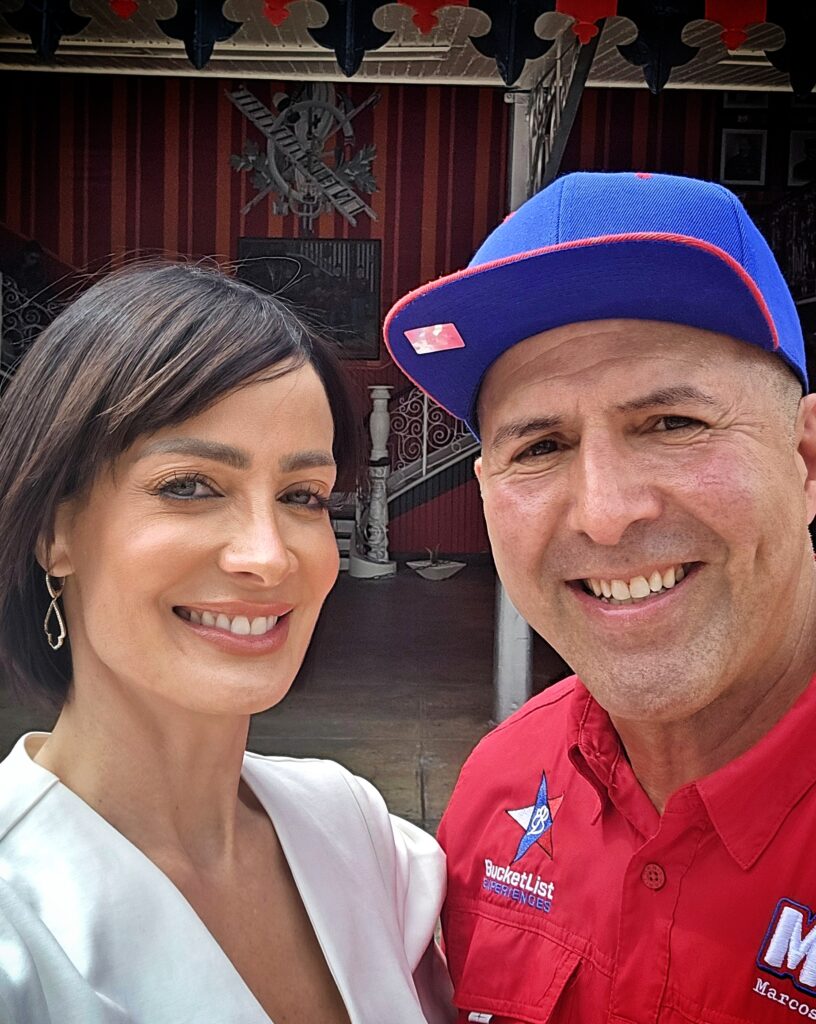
left=173, top=606, right=292, bottom=655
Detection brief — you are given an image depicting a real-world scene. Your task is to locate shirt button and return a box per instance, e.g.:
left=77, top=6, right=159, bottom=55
left=641, top=863, right=666, bottom=890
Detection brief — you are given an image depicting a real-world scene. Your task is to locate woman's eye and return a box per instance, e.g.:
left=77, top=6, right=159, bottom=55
left=284, top=489, right=332, bottom=511
left=156, top=475, right=218, bottom=500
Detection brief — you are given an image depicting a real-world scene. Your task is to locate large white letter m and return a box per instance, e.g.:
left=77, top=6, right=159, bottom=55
left=760, top=900, right=816, bottom=992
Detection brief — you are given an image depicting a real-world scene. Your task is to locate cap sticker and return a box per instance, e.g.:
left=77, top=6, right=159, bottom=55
left=404, top=322, right=466, bottom=355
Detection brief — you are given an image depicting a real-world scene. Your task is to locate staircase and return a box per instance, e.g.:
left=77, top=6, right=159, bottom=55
left=332, top=386, right=479, bottom=570
left=332, top=515, right=354, bottom=572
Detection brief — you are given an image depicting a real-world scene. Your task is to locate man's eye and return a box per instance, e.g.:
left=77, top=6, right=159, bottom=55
left=655, top=415, right=701, bottom=431
left=519, top=438, right=559, bottom=459
left=156, top=474, right=218, bottom=500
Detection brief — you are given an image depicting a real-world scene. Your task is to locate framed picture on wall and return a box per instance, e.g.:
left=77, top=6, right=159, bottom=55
left=236, top=238, right=382, bottom=360
left=788, top=131, right=816, bottom=186
left=720, top=129, right=767, bottom=186
left=723, top=91, right=769, bottom=109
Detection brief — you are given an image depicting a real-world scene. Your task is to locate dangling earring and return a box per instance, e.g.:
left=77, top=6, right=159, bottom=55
left=43, top=572, right=67, bottom=651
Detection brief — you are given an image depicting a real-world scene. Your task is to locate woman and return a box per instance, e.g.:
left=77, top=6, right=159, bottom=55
left=0, top=264, right=453, bottom=1024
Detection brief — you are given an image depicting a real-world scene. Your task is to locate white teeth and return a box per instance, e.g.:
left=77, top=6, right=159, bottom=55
left=629, top=576, right=650, bottom=600
left=611, top=579, right=630, bottom=600
left=184, top=609, right=281, bottom=635
left=583, top=564, right=690, bottom=603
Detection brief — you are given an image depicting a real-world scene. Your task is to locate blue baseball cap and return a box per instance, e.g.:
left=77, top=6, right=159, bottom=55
left=384, top=171, right=807, bottom=437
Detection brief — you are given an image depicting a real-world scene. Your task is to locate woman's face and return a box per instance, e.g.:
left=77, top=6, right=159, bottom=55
left=52, top=364, right=340, bottom=715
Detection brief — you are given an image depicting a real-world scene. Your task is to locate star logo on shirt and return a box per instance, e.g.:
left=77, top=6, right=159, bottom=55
left=506, top=771, right=563, bottom=862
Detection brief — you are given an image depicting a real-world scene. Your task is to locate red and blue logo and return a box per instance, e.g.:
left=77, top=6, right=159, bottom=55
left=506, top=770, right=563, bottom=862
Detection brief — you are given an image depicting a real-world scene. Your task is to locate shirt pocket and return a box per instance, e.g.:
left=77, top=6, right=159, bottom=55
left=446, top=907, right=581, bottom=1024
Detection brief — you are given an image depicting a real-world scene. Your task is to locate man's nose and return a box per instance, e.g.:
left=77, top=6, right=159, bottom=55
left=566, top=436, right=662, bottom=547
left=217, top=509, right=297, bottom=585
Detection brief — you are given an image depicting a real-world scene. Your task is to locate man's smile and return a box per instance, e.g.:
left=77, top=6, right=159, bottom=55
left=570, top=562, right=699, bottom=606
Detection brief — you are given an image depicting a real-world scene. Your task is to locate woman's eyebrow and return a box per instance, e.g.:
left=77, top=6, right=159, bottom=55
left=136, top=441, right=335, bottom=473
left=136, top=438, right=250, bottom=469
left=279, top=450, right=336, bottom=472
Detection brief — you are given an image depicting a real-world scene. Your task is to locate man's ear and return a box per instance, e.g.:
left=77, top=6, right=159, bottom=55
left=35, top=502, right=74, bottom=578
left=797, top=394, right=816, bottom=525
left=474, top=456, right=483, bottom=496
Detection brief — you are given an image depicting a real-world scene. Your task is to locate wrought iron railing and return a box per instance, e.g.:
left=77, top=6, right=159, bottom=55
left=388, top=386, right=476, bottom=494
left=0, top=273, right=64, bottom=376
left=528, top=31, right=582, bottom=198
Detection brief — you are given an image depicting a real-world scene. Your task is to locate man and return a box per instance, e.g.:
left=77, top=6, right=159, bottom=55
left=384, top=171, right=816, bottom=1022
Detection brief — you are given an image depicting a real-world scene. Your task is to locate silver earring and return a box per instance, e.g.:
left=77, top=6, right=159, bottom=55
left=44, top=572, right=67, bottom=651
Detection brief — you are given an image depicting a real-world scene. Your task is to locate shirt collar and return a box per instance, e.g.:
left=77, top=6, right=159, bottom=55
left=566, top=674, right=816, bottom=870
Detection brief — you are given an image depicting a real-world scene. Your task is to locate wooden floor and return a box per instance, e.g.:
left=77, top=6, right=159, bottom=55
left=0, top=565, right=569, bottom=832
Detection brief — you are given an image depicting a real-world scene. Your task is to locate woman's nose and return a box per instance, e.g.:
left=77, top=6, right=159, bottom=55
left=217, top=510, right=297, bottom=585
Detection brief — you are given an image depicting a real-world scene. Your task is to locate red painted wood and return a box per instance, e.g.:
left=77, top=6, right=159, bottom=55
left=262, top=0, right=295, bottom=26
left=399, top=1, right=469, bottom=35
left=705, top=0, right=767, bottom=50
left=556, top=0, right=618, bottom=43
left=390, top=478, right=489, bottom=555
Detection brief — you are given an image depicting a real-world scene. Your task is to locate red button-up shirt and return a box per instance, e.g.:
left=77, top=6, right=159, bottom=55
left=437, top=674, right=816, bottom=1023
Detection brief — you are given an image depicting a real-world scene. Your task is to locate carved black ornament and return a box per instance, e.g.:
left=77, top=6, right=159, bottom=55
left=308, top=0, right=394, bottom=78
left=764, top=1, right=816, bottom=99
left=0, top=1, right=814, bottom=95
left=469, top=0, right=558, bottom=87
left=4, top=0, right=90, bottom=59
left=616, top=1, right=705, bottom=94
left=157, top=0, right=241, bottom=70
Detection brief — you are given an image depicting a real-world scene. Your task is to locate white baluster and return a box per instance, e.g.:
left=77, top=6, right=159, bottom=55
left=349, top=387, right=396, bottom=578
left=366, top=386, right=392, bottom=564
left=369, top=385, right=392, bottom=461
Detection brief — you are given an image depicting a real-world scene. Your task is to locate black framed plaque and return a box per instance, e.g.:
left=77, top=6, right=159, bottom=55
left=237, top=238, right=381, bottom=360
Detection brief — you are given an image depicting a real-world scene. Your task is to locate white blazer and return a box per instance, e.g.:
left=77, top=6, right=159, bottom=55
left=0, top=734, right=455, bottom=1023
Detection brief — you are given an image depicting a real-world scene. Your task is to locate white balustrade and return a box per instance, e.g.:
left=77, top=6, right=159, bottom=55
left=365, top=386, right=392, bottom=565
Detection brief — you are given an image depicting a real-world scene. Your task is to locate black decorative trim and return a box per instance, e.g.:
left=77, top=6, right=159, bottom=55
left=617, top=0, right=704, bottom=95
left=157, top=0, right=241, bottom=70
left=469, top=0, right=557, bottom=87
left=765, top=2, right=816, bottom=99
left=308, top=0, right=393, bottom=78
left=4, top=0, right=89, bottom=59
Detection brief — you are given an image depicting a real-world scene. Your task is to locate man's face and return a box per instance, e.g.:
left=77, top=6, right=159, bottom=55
left=476, top=319, right=816, bottom=723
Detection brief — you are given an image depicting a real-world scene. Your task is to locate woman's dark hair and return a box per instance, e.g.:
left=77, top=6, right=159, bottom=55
left=0, top=261, right=358, bottom=708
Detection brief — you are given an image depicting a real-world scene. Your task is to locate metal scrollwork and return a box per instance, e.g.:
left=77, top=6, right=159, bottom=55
left=0, top=274, right=64, bottom=376
left=389, top=386, right=470, bottom=474
left=528, top=30, right=581, bottom=198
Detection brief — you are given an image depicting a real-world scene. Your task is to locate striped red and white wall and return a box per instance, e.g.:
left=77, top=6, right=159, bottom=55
left=1, top=73, right=724, bottom=554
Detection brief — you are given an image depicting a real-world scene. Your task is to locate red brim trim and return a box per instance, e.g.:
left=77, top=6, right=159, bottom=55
left=383, top=232, right=779, bottom=413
